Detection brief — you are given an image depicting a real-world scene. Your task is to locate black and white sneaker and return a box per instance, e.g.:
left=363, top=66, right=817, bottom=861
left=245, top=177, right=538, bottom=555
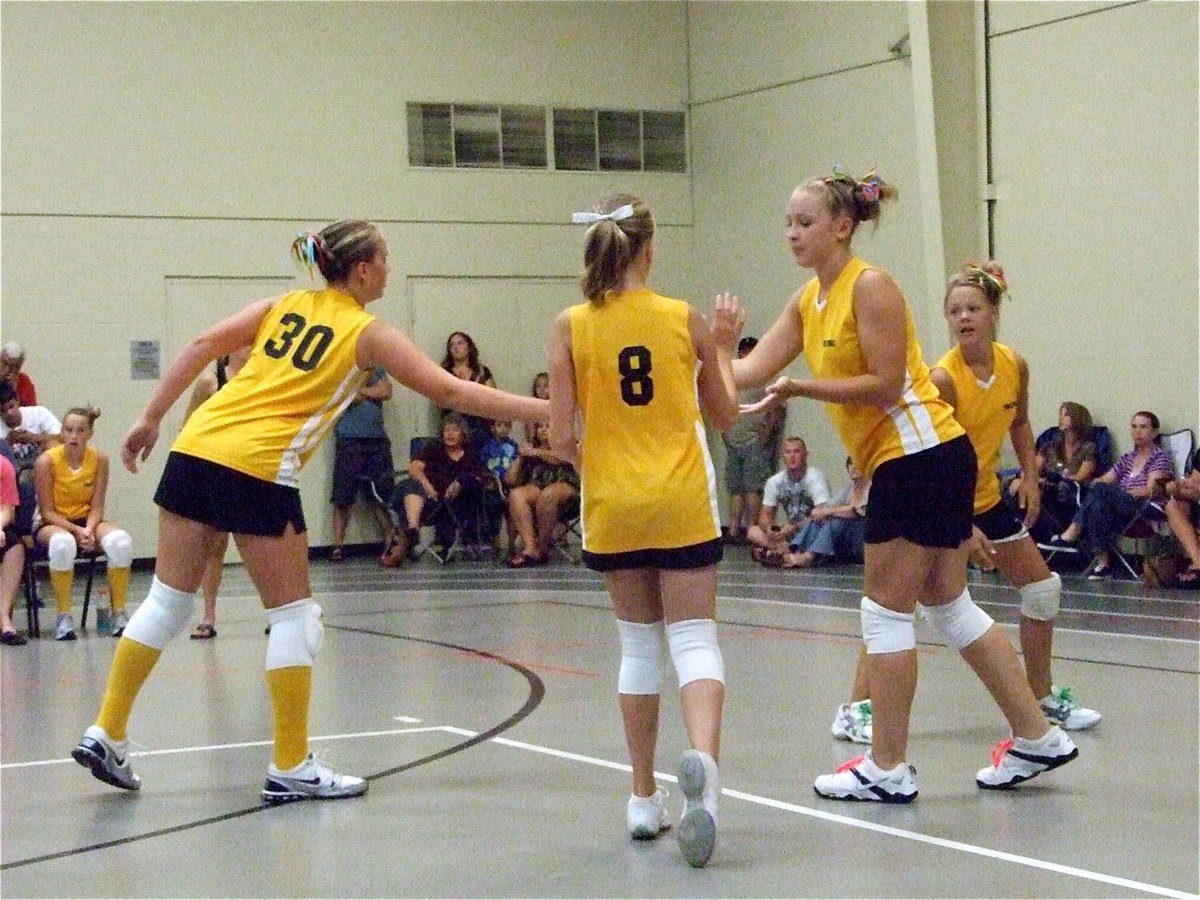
left=72, top=725, right=141, bottom=791
left=976, top=726, right=1078, bottom=789
left=814, top=753, right=917, bottom=803
left=261, top=752, right=368, bottom=804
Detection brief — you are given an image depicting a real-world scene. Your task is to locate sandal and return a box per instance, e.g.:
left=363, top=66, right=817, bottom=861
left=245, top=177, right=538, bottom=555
left=1178, top=567, right=1200, bottom=588
left=506, top=552, right=545, bottom=569
left=759, top=549, right=786, bottom=568
left=330, top=547, right=344, bottom=563
left=1, top=630, right=28, bottom=646
left=189, top=623, right=217, bottom=640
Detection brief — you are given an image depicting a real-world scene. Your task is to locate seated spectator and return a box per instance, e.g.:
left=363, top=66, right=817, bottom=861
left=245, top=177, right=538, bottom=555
left=1047, top=410, right=1174, bottom=579
left=522, top=372, right=551, bottom=444
left=748, top=436, right=830, bottom=563
left=1, top=451, right=27, bottom=645
left=1, top=341, right=38, bottom=406
left=1011, top=401, right=1099, bottom=541
left=440, top=331, right=496, bottom=449
left=0, top=380, right=61, bottom=478
left=779, top=457, right=870, bottom=569
left=505, top=422, right=579, bottom=568
left=723, top=337, right=783, bottom=544
left=34, top=407, right=135, bottom=639
left=1164, top=446, right=1200, bottom=587
left=387, top=413, right=488, bottom=563
left=480, top=418, right=519, bottom=550
left=330, top=367, right=395, bottom=564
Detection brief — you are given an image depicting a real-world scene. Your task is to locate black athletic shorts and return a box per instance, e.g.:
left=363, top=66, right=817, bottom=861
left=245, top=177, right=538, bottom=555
left=154, top=452, right=306, bottom=537
left=582, top=538, right=723, bottom=573
left=864, top=435, right=975, bottom=549
left=974, top=500, right=1027, bottom=543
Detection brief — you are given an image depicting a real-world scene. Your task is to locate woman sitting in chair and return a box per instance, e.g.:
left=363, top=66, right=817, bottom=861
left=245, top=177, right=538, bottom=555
left=505, top=421, right=579, bottom=568
left=387, top=413, right=487, bottom=564
left=1047, top=410, right=1174, bottom=579
left=34, top=407, right=134, bottom=639
left=1010, top=401, right=1099, bottom=542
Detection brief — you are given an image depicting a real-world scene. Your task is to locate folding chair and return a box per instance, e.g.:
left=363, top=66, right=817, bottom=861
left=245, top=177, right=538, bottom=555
left=550, top=494, right=582, bottom=563
left=22, top=540, right=103, bottom=637
left=397, top=437, right=490, bottom=565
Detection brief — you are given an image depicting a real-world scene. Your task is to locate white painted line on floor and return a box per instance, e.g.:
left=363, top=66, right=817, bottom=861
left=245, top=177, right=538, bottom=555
left=393, top=715, right=423, bottom=723
left=440, top=726, right=1198, bottom=900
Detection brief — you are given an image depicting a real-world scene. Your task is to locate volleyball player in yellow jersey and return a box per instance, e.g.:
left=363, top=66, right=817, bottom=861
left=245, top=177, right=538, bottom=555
left=73, top=220, right=548, bottom=802
left=34, top=407, right=135, bottom=640
left=834, top=262, right=1101, bottom=747
left=738, top=169, right=1077, bottom=801
left=548, top=194, right=741, bottom=868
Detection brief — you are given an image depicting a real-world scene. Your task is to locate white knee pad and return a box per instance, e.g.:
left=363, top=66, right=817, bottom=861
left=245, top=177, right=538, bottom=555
left=100, top=529, right=134, bottom=568
left=1019, top=573, right=1061, bottom=621
left=265, top=599, right=323, bottom=671
left=860, top=597, right=915, bottom=654
left=617, top=620, right=665, bottom=695
left=48, top=531, right=78, bottom=570
left=922, top=588, right=994, bottom=650
left=665, top=618, right=724, bottom=688
left=121, top=577, right=196, bottom=650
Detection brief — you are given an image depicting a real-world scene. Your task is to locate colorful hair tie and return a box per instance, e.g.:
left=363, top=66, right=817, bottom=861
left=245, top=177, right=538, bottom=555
left=293, top=231, right=322, bottom=280
left=571, top=203, right=636, bottom=225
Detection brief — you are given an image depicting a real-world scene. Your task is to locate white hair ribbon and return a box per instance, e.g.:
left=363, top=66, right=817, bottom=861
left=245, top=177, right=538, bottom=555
left=571, top=203, right=636, bottom=225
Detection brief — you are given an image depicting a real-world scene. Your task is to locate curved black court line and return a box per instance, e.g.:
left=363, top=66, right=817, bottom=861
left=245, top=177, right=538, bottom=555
left=0, top=628, right=545, bottom=872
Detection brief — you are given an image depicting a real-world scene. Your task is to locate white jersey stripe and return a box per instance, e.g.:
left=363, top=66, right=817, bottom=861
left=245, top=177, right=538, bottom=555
left=275, top=367, right=367, bottom=486
left=886, top=371, right=942, bottom=456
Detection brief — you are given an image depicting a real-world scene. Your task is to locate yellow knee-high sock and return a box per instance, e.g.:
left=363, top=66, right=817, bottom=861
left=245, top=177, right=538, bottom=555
left=50, top=569, right=74, bottom=615
left=107, top=567, right=131, bottom=612
left=96, top=638, right=162, bottom=741
left=267, top=666, right=312, bottom=770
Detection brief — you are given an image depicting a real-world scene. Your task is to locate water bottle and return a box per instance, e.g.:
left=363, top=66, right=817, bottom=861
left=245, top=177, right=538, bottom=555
left=94, top=587, right=111, bottom=634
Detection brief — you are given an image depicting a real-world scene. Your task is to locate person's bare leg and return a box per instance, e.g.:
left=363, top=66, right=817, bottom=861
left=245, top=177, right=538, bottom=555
left=0, top=542, right=25, bottom=633
left=660, top=567, right=723, bottom=761
left=993, top=535, right=1056, bottom=699
left=506, top=486, right=540, bottom=558
left=607, top=568, right=664, bottom=797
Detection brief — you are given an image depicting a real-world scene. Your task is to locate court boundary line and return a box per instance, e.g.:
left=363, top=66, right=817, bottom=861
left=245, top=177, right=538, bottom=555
left=440, top=726, right=1197, bottom=900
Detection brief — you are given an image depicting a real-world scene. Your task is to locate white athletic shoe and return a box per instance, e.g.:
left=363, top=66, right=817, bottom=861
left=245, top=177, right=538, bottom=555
left=55, top=613, right=77, bottom=641
left=814, top=753, right=917, bottom=803
left=261, top=752, right=368, bottom=804
left=1039, top=685, right=1101, bottom=731
left=677, top=750, right=719, bottom=868
left=627, top=788, right=670, bottom=840
left=72, top=725, right=140, bottom=791
left=831, top=700, right=873, bottom=744
left=975, top=726, right=1078, bottom=789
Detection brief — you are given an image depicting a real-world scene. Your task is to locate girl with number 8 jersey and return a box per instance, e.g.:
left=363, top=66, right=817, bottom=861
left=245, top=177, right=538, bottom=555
left=548, top=194, right=742, bottom=868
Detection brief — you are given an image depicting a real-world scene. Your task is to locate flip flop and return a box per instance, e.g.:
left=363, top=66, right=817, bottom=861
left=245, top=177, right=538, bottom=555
left=506, top=552, right=545, bottom=569
left=189, top=623, right=217, bottom=640
left=1, top=630, right=28, bottom=646
left=1178, top=567, right=1200, bottom=588
left=330, top=547, right=344, bottom=563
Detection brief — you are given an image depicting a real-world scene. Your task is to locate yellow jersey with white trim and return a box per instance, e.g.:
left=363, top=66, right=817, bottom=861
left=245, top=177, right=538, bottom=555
left=45, top=443, right=99, bottom=521
left=936, top=342, right=1020, bottom=514
left=799, top=257, right=962, bottom=477
left=173, top=288, right=375, bottom=486
left=569, top=289, right=722, bottom=554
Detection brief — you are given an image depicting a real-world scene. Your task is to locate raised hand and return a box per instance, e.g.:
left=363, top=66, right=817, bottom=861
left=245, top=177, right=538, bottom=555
left=711, top=292, right=745, bottom=353
left=121, top=418, right=160, bottom=474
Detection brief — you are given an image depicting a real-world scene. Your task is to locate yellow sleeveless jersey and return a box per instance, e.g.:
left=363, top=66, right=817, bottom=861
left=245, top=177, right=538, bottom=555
left=799, top=257, right=963, bottom=477
left=569, top=289, right=721, bottom=553
left=936, top=342, right=1020, bottom=513
left=45, top=444, right=99, bottom=521
left=174, top=288, right=375, bottom=486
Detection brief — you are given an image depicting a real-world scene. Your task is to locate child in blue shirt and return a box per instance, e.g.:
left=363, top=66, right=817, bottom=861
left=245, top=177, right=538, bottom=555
left=480, top=420, right=519, bottom=548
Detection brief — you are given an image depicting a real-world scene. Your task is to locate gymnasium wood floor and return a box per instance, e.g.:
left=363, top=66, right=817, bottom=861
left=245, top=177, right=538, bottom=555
left=1, top=545, right=1197, bottom=899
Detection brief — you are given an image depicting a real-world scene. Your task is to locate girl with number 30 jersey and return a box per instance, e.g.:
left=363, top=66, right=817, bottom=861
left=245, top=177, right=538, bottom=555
left=73, top=220, right=547, bottom=804
left=548, top=194, right=741, bottom=868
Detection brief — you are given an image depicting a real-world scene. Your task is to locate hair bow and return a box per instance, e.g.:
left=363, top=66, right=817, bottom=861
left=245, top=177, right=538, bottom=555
left=571, top=203, right=636, bottom=225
